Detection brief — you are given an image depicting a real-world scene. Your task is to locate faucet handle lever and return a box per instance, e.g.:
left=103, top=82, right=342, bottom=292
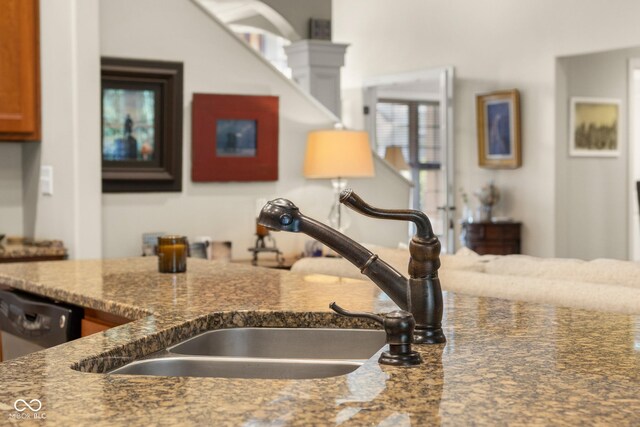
left=339, top=189, right=434, bottom=239
left=329, top=302, right=422, bottom=367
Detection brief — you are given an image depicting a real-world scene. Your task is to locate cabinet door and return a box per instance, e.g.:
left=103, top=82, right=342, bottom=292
left=0, top=0, right=40, bottom=140
left=80, top=309, right=130, bottom=337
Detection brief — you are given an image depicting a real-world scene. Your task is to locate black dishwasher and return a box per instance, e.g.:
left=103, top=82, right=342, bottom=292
left=0, top=289, right=82, bottom=361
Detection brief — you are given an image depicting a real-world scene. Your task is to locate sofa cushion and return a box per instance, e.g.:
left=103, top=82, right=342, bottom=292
left=441, top=269, right=640, bottom=315
left=290, top=243, right=640, bottom=315
left=290, top=257, right=363, bottom=280
left=483, top=255, right=640, bottom=289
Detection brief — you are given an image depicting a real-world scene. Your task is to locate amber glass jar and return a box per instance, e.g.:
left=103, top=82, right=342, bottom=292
left=256, top=222, right=270, bottom=237
left=157, top=235, right=187, bottom=273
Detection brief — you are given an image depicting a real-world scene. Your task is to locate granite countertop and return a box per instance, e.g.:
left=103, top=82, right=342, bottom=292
left=0, top=258, right=639, bottom=425
left=0, top=240, right=67, bottom=260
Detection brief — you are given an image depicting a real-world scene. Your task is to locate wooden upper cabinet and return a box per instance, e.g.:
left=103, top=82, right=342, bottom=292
left=0, top=0, right=40, bottom=141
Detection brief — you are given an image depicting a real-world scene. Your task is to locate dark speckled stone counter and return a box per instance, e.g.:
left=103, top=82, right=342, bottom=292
left=0, top=257, right=639, bottom=425
left=0, top=241, right=67, bottom=263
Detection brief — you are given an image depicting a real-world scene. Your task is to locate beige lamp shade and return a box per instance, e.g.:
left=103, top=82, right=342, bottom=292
left=304, top=130, right=375, bottom=178
left=384, top=146, right=410, bottom=171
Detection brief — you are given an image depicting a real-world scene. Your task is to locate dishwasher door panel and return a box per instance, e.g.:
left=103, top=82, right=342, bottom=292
left=0, top=289, right=82, bottom=361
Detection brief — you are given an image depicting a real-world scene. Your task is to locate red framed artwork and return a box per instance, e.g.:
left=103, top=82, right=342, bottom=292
left=192, top=94, right=279, bottom=182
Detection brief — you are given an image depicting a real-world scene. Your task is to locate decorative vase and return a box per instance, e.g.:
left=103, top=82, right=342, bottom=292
left=478, top=205, right=492, bottom=222
left=462, top=203, right=474, bottom=223
left=474, top=182, right=500, bottom=223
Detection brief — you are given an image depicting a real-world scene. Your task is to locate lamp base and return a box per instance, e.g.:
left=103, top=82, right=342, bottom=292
left=328, top=178, right=351, bottom=233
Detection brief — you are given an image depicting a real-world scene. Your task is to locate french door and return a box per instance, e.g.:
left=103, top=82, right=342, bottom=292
left=364, top=67, right=455, bottom=252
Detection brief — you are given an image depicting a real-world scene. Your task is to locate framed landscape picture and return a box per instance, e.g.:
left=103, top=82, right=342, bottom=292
left=569, top=97, right=620, bottom=157
left=191, top=93, right=279, bottom=182
left=476, top=89, right=522, bottom=169
left=101, top=58, right=183, bottom=192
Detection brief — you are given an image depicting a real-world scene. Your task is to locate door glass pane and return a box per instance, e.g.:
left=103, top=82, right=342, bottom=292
left=376, top=100, right=446, bottom=239
left=375, top=102, right=409, bottom=159
left=369, top=68, right=454, bottom=252
left=417, top=103, right=441, bottom=164
left=417, top=102, right=444, bottom=240
left=418, top=169, right=445, bottom=236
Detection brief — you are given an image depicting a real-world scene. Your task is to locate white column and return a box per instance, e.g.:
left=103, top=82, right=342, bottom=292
left=23, top=0, right=102, bottom=259
left=285, top=40, right=348, bottom=118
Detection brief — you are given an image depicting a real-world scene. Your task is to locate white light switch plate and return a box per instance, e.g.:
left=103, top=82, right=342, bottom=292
left=41, top=165, right=53, bottom=196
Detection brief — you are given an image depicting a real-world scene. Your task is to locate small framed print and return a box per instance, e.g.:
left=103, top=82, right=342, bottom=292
left=476, top=89, right=522, bottom=169
left=569, top=97, right=620, bottom=157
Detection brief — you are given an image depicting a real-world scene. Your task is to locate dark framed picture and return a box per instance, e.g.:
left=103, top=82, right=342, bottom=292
left=192, top=94, right=279, bottom=182
left=476, top=89, right=521, bottom=169
left=101, top=57, right=183, bottom=192
left=569, top=97, right=620, bottom=157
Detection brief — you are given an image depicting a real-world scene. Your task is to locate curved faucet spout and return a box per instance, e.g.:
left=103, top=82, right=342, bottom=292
left=258, top=198, right=410, bottom=309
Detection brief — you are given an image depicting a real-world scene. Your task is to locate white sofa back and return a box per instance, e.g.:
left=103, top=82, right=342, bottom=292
left=290, top=246, right=640, bottom=314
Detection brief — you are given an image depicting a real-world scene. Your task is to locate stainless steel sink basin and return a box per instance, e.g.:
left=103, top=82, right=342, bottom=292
left=109, top=356, right=363, bottom=379
left=168, top=328, right=386, bottom=359
left=108, top=328, right=385, bottom=379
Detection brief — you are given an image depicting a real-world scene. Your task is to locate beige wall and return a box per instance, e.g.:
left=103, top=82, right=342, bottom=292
left=21, top=0, right=103, bottom=259
left=0, top=144, right=23, bottom=236
left=99, top=0, right=410, bottom=259
left=334, top=0, right=640, bottom=258
left=3, top=0, right=409, bottom=260
left=1, top=0, right=102, bottom=259
left=255, top=0, right=331, bottom=40
left=16, top=0, right=640, bottom=259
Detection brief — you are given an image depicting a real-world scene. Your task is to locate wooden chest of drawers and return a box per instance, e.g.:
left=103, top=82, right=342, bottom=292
left=461, top=221, right=521, bottom=255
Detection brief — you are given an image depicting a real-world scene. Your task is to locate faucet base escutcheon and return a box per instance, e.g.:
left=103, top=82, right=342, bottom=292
left=414, top=328, right=446, bottom=345
left=379, top=350, right=423, bottom=367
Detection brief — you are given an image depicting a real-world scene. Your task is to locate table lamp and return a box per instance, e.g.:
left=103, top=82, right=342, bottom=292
left=304, top=129, right=374, bottom=232
left=383, top=145, right=411, bottom=179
